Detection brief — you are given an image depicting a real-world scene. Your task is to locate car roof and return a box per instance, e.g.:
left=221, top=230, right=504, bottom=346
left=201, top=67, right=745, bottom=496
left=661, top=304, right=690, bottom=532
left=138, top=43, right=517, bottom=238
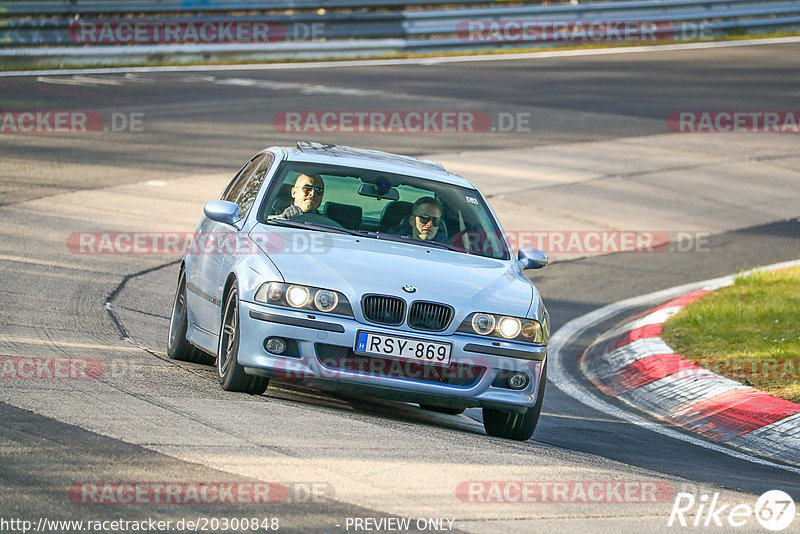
left=265, top=142, right=476, bottom=189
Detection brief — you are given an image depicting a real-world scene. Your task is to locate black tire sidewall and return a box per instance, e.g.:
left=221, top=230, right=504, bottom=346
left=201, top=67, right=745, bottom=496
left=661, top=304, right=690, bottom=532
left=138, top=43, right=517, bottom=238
left=167, top=270, right=190, bottom=359
left=217, top=287, right=239, bottom=385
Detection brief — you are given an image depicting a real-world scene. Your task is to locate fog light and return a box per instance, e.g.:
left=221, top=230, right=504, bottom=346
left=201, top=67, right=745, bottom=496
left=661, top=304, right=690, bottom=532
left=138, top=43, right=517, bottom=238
left=508, top=372, right=529, bottom=390
left=264, top=337, right=287, bottom=354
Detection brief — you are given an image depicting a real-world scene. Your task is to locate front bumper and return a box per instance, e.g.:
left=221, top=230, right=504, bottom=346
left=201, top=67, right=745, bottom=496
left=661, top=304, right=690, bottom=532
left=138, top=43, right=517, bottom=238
left=237, top=300, right=546, bottom=412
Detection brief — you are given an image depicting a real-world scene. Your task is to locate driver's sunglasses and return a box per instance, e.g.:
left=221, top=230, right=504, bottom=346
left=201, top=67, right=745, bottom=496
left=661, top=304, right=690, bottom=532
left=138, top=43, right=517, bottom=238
left=301, top=185, right=324, bottom=195
left=415, top=214, right=440, bottom=226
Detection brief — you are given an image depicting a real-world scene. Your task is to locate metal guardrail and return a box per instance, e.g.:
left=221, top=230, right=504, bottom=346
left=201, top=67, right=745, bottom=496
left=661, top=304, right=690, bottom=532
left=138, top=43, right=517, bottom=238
left=0, top=0, right=491, bottom=15
left=407, top=0, right=800, bottom=22
left=1, top=0, right=799, bottom=66
left=403, top=0, right=800, bottom=34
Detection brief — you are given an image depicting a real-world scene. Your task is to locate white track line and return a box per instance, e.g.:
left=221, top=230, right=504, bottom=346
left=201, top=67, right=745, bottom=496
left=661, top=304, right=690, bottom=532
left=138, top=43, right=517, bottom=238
left=548, top=258, right=800, bottom=475
left=2, top=36, right=800, bottom=78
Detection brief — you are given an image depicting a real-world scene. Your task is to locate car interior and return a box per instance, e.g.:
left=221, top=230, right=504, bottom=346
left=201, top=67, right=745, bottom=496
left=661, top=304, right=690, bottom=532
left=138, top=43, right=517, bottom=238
left=259, top=164, right=508, bottom=260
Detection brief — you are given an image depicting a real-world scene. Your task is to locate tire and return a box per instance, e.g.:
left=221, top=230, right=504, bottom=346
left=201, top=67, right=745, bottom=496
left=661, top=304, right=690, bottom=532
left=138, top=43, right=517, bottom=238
left=217, top=285, right=269, bottom=395
left=420, top=404, right=466, bottom=415
left=167, top=269, right=214, bottom=365
left=482, top=361, right=547, bottom=441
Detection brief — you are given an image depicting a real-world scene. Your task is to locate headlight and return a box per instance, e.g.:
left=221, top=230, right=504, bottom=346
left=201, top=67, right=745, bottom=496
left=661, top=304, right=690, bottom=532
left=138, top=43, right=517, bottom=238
left=255, top=282, right=353, bottom=317
left=314, top=290, right=338, bottom=312
left=471, top=313, right=495, bottom=335
left=521, top=320, right=542, bottom=342
left=266, top=282, right=282, bottom=301
left=286, top=285, right=310, bottom=308
left=457, top=312, right=547, bottom=345
left=497, top=317, right=521, bottom=339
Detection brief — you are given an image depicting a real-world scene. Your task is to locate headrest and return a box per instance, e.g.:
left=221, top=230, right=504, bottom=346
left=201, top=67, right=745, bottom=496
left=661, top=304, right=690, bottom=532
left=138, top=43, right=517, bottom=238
left=323, top=202, right=363, bottom=230
left=379, top=200, right=413, bottom=232
left=270, top=182, right=293, bottom=214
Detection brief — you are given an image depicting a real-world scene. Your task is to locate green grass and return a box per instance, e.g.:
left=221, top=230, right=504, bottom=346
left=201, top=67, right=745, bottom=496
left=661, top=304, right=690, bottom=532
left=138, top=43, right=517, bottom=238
left=3, top=30, right=800, bottom=72
left=661, top=265, right=800, bottom=403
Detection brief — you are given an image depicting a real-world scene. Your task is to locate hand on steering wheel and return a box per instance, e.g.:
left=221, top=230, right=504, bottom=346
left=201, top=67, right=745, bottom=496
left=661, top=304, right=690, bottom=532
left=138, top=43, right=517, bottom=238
left=282, top=205, right=303, bottom=219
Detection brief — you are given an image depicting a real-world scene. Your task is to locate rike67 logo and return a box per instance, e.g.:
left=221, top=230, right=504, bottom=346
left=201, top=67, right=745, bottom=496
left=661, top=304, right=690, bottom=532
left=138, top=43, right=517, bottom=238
left=668, top=490, right=796, bottom=531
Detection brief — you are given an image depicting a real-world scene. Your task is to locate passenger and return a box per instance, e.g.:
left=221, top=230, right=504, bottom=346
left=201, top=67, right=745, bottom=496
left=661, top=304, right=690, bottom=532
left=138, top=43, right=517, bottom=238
left=400, top=197, right=447, bottom=242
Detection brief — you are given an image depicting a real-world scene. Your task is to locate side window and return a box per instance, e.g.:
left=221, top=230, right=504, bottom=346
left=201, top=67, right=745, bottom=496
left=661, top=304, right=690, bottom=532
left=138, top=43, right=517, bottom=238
left=220, top=153, right=274, bottom=219
left=232, top=153, right=274, bottom=219
left=221, top=156, right=261, bottom=205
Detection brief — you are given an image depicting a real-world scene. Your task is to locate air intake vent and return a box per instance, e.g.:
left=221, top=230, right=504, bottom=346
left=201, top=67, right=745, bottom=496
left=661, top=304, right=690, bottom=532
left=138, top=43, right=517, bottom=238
left=408, top=301, right=453, bottom=331
left=362, top=295, right=406, bottom=325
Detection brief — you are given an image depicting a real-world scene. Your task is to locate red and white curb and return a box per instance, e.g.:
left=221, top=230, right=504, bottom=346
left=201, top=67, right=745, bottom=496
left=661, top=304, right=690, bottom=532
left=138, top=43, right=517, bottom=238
left=549, top=258, right=800, bottom=473
left=582, top=287, right=800, bottom=466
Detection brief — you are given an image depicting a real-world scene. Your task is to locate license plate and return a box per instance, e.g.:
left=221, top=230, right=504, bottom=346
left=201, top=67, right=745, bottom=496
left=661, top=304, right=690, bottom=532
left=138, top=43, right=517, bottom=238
left=355, top=331, right=452, bottom=365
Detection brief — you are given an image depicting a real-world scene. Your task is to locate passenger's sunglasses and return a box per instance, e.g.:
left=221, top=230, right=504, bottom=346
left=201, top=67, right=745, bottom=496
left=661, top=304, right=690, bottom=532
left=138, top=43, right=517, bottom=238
left=415, top=214, right=440, bottom=226
left=300, top=185, right=324, bottom=194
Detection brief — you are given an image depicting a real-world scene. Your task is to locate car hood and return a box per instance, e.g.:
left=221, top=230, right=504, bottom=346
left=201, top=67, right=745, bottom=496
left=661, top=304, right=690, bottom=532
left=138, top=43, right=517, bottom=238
left=251, top=225, right=536, bottom=318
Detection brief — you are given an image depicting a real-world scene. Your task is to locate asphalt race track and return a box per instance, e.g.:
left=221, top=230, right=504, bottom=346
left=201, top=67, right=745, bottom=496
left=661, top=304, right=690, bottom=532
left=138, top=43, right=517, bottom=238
left=1, top=42, right=800, bottom=533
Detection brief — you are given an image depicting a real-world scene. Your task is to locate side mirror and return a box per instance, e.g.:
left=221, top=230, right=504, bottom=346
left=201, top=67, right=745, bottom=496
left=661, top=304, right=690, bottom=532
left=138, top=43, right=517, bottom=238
left=517, top=247, right=548, bottom=270
left=204, top=200, right=240, bottom=226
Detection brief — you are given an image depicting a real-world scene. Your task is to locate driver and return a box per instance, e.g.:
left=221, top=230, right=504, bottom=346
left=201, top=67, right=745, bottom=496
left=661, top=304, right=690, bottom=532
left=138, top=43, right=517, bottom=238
left=275, top=173, right=343, bottom=228
left=281, top=173, right=325, bottom=218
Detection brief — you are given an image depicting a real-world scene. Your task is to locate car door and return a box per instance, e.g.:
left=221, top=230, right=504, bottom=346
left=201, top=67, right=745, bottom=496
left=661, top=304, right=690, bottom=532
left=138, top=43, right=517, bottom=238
left=187, top=154, right=263, bottom=335
left=188, top=153, right=274, bottom=338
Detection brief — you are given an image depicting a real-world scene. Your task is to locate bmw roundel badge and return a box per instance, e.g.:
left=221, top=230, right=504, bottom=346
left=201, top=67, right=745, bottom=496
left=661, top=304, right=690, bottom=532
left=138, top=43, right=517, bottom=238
left=402, top=285, right=417, bottom=293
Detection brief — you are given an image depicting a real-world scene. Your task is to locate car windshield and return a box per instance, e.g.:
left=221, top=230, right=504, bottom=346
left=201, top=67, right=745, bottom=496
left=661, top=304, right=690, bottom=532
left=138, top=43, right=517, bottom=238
left=258, top=161, right=510, bottom=260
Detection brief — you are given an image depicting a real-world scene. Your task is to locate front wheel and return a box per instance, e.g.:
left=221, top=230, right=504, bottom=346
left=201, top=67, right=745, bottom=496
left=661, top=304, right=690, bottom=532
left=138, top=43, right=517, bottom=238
left=482, top=362, right=546, bottom=441
left=217, top=285, right=269, bottom=395
left=167, top=269, right=214, bottom=365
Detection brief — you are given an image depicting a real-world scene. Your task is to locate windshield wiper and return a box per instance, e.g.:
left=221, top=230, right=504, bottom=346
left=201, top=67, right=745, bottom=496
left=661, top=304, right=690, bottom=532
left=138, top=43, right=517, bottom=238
left=266, top=220, right=469, bottom=253
left=266, top=217, right=368, bottom=237
left=378, top=233, right=469, bottom=254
